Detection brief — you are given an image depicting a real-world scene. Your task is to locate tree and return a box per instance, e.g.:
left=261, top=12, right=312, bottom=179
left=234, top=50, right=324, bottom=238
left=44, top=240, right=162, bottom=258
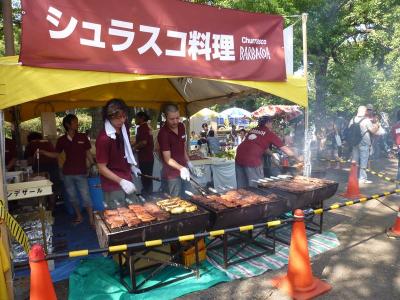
left=307, top=0, right=400, bottom=120
left=0, top=0, right=21, bottom=56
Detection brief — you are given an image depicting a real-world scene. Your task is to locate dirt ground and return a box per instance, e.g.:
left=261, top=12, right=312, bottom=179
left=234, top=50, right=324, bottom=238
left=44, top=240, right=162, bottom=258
left=16, top=157, right=400, bottom=299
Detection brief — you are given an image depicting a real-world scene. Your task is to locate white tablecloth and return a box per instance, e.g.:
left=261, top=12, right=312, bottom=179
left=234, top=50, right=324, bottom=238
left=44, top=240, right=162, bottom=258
left=211, top=162, right=237, bottom=189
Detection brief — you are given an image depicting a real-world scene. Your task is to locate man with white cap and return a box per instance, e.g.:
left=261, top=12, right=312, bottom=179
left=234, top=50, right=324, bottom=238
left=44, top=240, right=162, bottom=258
left=348, top=105, right=380, bottom=184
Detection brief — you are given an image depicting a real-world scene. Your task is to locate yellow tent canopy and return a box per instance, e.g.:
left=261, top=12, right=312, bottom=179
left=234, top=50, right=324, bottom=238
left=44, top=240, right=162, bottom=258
left=0, top=56, right=307, bottom=121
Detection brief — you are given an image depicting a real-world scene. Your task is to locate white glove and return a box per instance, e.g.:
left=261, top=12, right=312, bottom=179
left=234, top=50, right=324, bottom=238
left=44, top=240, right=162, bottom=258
left=119, top=179, right=136, bottom=194
left=187, top=161, right=194, bottom=173
left=180, top=167, right=191, bottom=181
left=131, top=165, right=141, bottom=177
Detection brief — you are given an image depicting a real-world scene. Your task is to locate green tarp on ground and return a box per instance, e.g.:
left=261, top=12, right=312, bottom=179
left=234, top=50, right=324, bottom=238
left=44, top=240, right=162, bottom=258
left=69, top=258, right=230, bottom=300
left=68, top=229, right=340, bottom=299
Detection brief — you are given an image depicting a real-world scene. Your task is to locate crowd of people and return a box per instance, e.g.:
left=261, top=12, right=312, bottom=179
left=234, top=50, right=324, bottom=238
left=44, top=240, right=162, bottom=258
left=313, top=104, right=399, bottom=185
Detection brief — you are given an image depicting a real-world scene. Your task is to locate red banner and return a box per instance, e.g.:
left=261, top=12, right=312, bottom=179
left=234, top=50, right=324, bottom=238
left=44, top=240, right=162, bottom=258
left=20, top=0, right=286, bottom=81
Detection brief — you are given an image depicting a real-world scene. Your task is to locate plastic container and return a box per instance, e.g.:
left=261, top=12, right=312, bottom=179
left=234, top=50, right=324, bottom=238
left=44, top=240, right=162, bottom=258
left=6, top=171, right=24, bottom=183
left=182, top=239, right=206, bottom=267
left=88, top=176, right=105, bottom=211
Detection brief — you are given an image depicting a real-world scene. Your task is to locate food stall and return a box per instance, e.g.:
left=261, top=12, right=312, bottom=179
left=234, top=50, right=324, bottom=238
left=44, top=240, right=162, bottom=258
left=0, top=0, right=312, bottom=296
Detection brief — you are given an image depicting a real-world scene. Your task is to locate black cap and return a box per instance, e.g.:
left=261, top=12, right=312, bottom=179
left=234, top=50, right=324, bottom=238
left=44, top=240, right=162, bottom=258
left=258, top=115, right=272, bottom=127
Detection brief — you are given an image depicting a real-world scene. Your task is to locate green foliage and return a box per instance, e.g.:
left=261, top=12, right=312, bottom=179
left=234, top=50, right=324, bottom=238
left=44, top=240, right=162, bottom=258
left=0, top=0, right=21, bottom=55
left=19, top=113, right=92, bottom=134
left=306, top=0, right=400, bottom=119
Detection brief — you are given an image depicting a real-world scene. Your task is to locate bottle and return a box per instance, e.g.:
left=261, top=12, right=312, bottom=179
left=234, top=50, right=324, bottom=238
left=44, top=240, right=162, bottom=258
left=281, top=154, right=289, bottom=167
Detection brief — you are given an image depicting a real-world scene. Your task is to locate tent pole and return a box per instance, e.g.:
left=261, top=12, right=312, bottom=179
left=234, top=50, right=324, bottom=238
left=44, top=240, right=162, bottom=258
left=11, top=106, right=23, bottom=159
left=0, top=110, right=15, bottom=300
left=301, top=13, right=311, bottom=177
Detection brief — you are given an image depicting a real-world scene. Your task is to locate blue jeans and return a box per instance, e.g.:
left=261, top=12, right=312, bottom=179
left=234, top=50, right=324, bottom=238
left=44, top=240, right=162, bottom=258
left=64, top=175, right=92, bottom=207
left=352, top=145, right=370, bottom=181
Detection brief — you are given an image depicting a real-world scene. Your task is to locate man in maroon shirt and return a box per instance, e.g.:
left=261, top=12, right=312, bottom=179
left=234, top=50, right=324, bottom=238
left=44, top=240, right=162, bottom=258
left=96, top=99, right=139, bottom=208
left=235, top=116, right=301, bottom=188
left=5, top=138, right=17, bottom=171
left=40, top=114, right=94, bottom=226
left=157, top=104, right=192, bottom=197
left=134, top=111, right=154, bottom=195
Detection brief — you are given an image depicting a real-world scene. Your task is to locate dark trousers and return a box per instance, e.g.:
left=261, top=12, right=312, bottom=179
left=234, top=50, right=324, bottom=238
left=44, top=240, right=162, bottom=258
left=139, top=160, right=154, bottom=194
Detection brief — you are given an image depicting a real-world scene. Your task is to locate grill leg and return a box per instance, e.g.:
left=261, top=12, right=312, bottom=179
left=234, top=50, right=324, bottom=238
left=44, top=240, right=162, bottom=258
left=118, top=253, right=124, bottom=283
left=273, top=229, right=276, bottom=253
left=223, top=234, right=228, bottom=269
left=319, top=211, right=323, bottom=233
left=194, top=238, right=200, bottom=278
left=319, top=199, right=324, bottom=233
left=129, top=250, right=137, bottom=293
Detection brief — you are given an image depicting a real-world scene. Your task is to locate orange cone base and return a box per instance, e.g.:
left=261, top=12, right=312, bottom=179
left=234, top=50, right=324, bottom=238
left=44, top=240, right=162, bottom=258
left=386, top=227, right=400, bottom=239
left=271, top=275, right=332, bottom=300
left=339, top=191, right=364, bottom=199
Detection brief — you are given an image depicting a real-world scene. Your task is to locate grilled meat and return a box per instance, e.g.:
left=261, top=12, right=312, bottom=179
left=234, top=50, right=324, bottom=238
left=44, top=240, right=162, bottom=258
left=105, top=215, right=126, bottom=228
left=104, top=209, right=119, bottom=217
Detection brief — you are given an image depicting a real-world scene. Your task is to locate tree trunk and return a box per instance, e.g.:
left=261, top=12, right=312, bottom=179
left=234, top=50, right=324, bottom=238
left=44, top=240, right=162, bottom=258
left=90, top=108, right=103, bottom=139
left=314, top=56, right=329, bottom=123
left=2, top=0, right=15, bottom=55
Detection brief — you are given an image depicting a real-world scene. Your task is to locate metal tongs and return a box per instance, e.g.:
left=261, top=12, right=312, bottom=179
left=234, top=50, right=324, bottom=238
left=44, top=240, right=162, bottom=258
left=189, top=175, right=209, bottom=196
left=127, top=195, right=146, bottom=204
left=138, top=173, right=161, bottom=182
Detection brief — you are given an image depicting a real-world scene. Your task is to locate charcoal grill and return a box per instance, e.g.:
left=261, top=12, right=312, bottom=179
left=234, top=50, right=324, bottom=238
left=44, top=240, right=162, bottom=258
left=98, top=208, right=209, bottom=246
left=257, top=177, right=338, bottom=211
left=187, top=187, right=286, bottom=268
left=256, top=177, right=338, bottom=243
left=187, top=187, right=286, bottom=230
left=93, top=199, right=209, bottom=293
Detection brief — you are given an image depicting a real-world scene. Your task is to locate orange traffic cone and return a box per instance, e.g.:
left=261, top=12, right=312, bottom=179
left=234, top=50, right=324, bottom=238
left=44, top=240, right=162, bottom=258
left=271, top=209, right=331, bottom=300
left=340, top=162, right=364, bottom=199
left=386, top=208, right=400, bottom=238
left=29, top=244, right=57, bottom=300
